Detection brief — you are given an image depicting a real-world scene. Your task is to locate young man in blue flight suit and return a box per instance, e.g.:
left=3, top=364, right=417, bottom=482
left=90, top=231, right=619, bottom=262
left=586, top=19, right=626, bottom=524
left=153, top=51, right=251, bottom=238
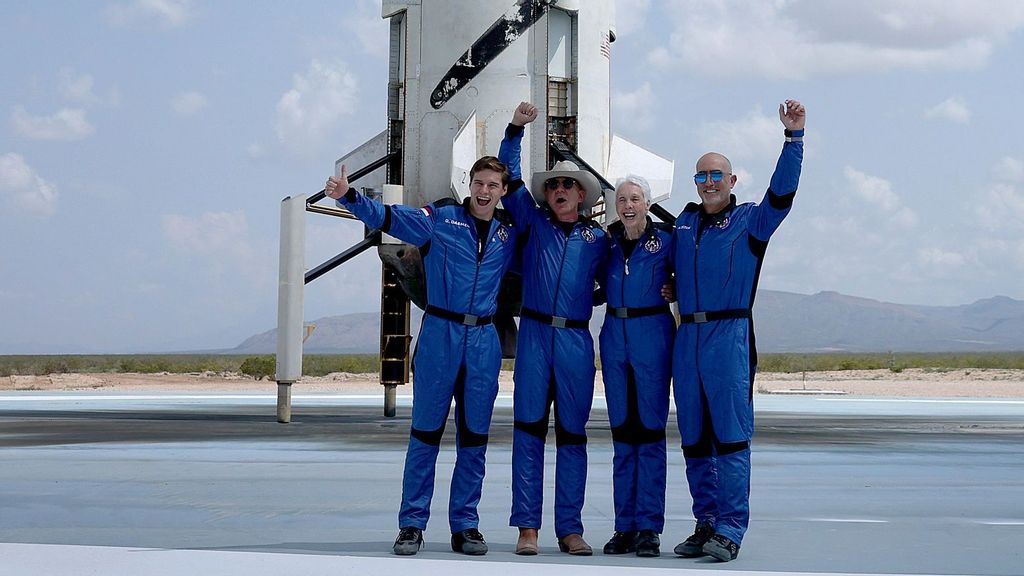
left=671, top=99, right=805, bottom=562
left=325, top=155, right=518, bottom=557
left=499, top=102, right=608, bottom=556
left=598, top=175, right=675, bottom=558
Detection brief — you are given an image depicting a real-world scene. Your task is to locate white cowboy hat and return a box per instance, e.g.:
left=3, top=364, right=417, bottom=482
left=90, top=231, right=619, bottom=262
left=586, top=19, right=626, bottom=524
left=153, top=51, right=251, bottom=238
left=531, top=160, right=603, bottom=211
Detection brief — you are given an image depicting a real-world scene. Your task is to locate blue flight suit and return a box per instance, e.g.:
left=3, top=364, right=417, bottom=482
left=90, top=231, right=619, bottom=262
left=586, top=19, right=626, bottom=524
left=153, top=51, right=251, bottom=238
left=599, top=218, right=675, bottom=534
left=499, top=124, right=608, bottom=538
left=338, top=188, right=518, bottom=534
left=671, top=131, right=803, bottom=546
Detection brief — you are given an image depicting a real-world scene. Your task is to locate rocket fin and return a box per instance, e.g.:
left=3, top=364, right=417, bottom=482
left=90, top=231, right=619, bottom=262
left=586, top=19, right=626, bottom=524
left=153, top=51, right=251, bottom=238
left=450, top=110, right=478, bottom=202
left=605, top=134, right=675, bottom=223
left=334, top=129, right=389, bottom=198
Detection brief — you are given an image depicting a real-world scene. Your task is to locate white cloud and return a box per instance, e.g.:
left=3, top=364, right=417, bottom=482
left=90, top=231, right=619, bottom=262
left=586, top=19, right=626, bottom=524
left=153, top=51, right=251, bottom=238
left=924, top=97, right=971, bottom=124
left=107, top=0, right=193, bottom=28
left=0, top=153, right=58, bottom=216
left=612, top=82, right=656, bottom=131
left=697, top=106, right=778, bottom=161
left=56, top=68, right=119, bottom=108
left=161, top=210, right=263, bottom=279
left=612, top=0, right=651, bottom=37
left=245, top=142, right=265, bottom=159
left=57, top=68, right=98, bottom=105
left=162, top=211, right=250, bottom=256
left=844, top=166, right=919, bottom=227
left=171, top=91, right=208, bottom=117
left=655, top=0, right=1024, bottom=78
left=11, top=106, right=95, bottom=141
left=343, top=0, right=390, bottom=58
left=275, top=59, right=359, bottom=153
left=975, top=183, right=1024, bottom=230
left=729, top=167, right=756, bottom=199
left=918, top=248, right=967, bottom=271
left=993, top=156, right=1024, bottom=182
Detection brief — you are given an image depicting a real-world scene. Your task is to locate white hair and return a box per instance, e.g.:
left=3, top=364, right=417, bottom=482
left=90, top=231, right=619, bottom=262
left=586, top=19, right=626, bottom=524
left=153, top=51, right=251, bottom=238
left=614, top=174, right=652, bottom=202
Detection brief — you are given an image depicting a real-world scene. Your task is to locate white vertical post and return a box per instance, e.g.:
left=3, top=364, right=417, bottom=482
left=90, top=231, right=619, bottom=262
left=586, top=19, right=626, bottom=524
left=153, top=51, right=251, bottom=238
left=276, top=194, right=306, bottom=423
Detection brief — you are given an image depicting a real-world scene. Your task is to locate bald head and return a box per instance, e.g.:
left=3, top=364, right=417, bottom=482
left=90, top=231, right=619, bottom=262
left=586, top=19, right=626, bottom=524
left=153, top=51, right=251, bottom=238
left=694, top=151, right=736, bottom=215
left=696, top=152, right=732, bottom=173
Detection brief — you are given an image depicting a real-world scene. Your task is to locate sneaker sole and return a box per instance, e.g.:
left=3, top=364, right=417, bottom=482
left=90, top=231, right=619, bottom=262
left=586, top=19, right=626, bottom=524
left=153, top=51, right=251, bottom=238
left=702, top=543, right=737, bottom=562
left=637, top=550, right=661, bottom=558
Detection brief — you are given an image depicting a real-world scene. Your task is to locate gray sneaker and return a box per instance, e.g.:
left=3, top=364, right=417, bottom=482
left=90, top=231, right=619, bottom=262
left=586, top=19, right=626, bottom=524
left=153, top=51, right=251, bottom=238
left=674, top=522, right=714, bottom=557
left=702, top=533, right=740, bottom=562
left=451, top=528, right=488, bottom=555
left=393, top=527, right=423, bottom=555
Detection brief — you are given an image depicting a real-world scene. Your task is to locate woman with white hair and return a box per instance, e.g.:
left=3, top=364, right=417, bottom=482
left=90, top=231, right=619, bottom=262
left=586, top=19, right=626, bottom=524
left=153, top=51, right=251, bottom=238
left=597, top=174, right=675, bottom=558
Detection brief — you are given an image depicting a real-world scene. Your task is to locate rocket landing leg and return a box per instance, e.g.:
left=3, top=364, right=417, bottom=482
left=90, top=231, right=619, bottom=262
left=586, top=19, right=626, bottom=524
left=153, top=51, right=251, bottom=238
left=380, top=264, right=411, bottom=417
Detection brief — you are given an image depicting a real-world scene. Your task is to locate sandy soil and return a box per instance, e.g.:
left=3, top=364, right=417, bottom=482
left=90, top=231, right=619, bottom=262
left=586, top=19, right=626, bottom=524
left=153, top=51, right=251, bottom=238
left=4, top=368, right=1024, bottom=398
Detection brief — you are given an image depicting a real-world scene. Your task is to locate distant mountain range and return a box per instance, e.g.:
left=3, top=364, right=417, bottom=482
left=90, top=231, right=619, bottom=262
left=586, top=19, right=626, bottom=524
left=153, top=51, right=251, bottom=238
left=229, top=290, right=1024, bottom=355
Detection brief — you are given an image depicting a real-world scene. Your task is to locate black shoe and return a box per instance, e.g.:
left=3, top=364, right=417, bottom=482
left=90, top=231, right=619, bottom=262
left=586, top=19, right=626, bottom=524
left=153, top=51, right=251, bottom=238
left=602, top=531, right=637, bottom=554
left=393, top=527, right=423, bottom=555
left=451, top=528, right=488, bottom=555
left=635, top=530, right=661, bottom=557
left=702, top=533, right=740, bottom=562
left=673, top=522, right=714, bottom=557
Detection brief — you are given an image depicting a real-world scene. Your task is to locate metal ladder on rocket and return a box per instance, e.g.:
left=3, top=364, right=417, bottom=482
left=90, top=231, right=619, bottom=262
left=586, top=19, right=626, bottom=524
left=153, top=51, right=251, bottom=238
left=276, top=0, right=674, bottom=420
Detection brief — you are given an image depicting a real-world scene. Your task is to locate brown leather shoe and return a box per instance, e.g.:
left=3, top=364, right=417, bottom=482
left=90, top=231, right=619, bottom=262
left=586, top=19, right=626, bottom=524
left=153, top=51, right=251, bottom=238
left=557, top=533, right=593, bottom=556
left=515, top=527, right=539, bottom=555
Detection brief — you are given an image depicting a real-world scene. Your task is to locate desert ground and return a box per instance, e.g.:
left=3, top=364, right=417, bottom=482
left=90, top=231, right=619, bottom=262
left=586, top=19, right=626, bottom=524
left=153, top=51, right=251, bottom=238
left=4, top=368, right=1024, bottom=398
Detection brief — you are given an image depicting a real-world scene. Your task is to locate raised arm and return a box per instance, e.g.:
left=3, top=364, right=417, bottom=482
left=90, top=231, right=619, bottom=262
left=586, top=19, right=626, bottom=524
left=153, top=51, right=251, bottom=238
left=750, top=99, right=805, bottom=240
left=498, top=102, right=542, bottom=230
left=770, top=98, right=805, bottom=197
left=326, top=166, right=433, bottom=246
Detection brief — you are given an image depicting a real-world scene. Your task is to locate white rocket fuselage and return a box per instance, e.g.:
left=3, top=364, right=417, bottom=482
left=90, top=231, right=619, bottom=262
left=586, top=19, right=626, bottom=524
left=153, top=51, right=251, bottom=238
left=367, top=0, right=616, bottom=209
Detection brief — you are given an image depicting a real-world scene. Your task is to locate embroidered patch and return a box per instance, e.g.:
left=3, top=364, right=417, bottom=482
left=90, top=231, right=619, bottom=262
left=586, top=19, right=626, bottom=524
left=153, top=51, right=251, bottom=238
left=714, top=216, right=730, bottom=229
left=496, top=226, right=509, bottom=243
left=421, top=206, right=433, bottom=217
left=644, top=236, right=662, bottom=253
left=580, top=227, right=596, bottom=243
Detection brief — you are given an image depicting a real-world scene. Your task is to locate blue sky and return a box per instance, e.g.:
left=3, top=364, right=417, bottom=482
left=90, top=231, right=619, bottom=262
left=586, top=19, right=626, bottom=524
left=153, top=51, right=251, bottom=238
left=2, top=0, right=1023, bottom=354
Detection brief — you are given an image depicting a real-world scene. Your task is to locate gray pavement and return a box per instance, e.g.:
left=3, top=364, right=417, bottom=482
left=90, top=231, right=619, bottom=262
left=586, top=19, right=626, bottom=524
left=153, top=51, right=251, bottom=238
left=1, top=391, right=1023, bottom=575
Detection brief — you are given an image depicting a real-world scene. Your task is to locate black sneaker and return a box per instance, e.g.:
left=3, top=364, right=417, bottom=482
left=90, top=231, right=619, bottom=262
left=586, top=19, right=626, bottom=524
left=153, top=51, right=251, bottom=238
left=451, top=528, right=488, bottom=555
left=635, top=530, right=661, bottom=557
left=602, top=531, right=637, bottom=554
left=393, top=527, right=423, bottom=555
left=702, top=533, right=740, bottom=562
left=673, top=522, right=713, bottom=557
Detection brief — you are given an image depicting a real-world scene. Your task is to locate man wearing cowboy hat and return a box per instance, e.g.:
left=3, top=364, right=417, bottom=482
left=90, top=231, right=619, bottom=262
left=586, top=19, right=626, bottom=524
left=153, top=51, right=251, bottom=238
left=498, top=101, right=608, bottom=556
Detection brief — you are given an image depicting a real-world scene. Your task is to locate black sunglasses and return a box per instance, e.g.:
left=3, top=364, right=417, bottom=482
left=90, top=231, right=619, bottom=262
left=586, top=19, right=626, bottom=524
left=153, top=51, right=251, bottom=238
left=545, top=177, right=577, bottom=190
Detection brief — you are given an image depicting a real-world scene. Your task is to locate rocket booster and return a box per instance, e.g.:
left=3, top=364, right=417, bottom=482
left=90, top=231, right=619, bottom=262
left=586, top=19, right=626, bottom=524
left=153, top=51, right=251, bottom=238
left=337, top=0, right=672, bottom=216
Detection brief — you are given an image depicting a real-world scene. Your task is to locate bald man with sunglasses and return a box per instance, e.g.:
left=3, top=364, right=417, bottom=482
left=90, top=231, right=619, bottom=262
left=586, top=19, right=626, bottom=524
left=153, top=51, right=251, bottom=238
left=671, top=100, right=806, bottom=562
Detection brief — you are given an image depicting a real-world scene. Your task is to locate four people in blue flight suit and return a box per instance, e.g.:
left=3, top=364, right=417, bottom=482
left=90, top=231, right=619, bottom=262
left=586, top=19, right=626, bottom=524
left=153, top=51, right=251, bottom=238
left=330, top=97, right=805, bottom=563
